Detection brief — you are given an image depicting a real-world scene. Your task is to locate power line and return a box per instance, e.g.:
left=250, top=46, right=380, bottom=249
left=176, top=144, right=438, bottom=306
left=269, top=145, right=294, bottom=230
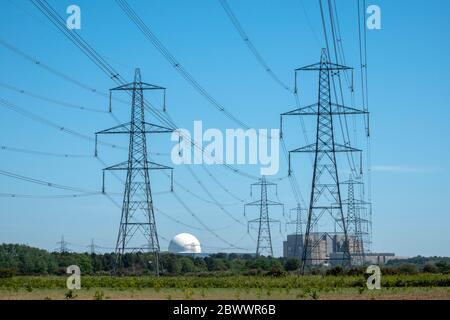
left=299, top=0, right=322, bottom=47
left=0, top=144, right=92, bottom=159
left=26, top=0, right=297, bottom=251
left=0, top=168, right=95, bottom=193
left=318, top=0, right=358, bottom=174
left=216, top=0, right=309, bottom=208
left=115, top=0, right=250, bottom=129
left=30, top=0, right=262, bottom=183
left=218, top=0, right=291, bottom=91
left=170, top=191, right=246, bottom=250
left=0, top=97, right=126, bottom=152
left=0, top=82, right=108, bottom=113
left=0, top=192, right=102, bottom=199
left=186, top=165, right=247, bottom=227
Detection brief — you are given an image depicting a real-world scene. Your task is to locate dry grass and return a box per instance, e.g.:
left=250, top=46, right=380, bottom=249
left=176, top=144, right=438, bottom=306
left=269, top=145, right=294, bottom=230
left=1, top=287, right=449, bottom=300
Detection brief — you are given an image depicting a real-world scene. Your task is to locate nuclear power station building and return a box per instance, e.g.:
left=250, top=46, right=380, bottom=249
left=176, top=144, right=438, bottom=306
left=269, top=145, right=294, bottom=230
left=283, top=233, right=396, bottom=266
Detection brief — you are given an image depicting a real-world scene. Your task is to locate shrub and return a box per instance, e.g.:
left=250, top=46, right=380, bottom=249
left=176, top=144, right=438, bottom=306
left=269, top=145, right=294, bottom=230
left=423, top=263, right=439, bottom=274
left=0, top=268, right=15, bottom=278
left=284, top=259, right=300, bottom=272
left=326, top=266, right=344, bottom=276
left=265, top=266, right=286, bottom=277
left=397, top=264, right=418, bottom=274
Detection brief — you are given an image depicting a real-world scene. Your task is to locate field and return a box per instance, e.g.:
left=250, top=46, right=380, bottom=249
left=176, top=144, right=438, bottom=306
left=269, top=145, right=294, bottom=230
left=0, top=274, right=449, bottom=300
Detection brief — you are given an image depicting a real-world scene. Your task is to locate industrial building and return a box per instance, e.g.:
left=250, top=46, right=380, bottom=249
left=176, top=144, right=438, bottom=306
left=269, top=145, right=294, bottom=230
left=283, top=233, right=395, bottom=266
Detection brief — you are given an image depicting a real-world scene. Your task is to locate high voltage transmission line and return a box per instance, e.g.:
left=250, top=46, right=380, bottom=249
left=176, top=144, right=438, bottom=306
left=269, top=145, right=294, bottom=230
left=0, top=0, right=373, bottom=260
left=217, top=0, right=319, bottom=208
left=97, top=68, right=174, bottom=275
left=0, top=168, right=95, bottom=193
left=218, top=0, right=291, bottom=92
left=27, top=0, right=284, bottom=230
left=29, top=0, right=264, bottom=184
left=0, top=1, right=296, bottom=256
left=0, top=82, right=107, bottom=113
left=244, top=176, right=284, bottom=257
left=281, top=48, right=367, bottom=272
left=318, top=0, right=358, bottom=175
left=0, top=97, right=126, bottom=151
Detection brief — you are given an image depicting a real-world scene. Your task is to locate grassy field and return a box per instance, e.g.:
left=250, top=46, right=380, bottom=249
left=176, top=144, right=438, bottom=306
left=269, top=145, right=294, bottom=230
left=0, top=274, right=449, bottom=300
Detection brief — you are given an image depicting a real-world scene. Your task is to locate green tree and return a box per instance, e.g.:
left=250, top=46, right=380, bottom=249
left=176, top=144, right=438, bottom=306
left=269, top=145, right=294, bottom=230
left=284, top=258, right=300, bottom=271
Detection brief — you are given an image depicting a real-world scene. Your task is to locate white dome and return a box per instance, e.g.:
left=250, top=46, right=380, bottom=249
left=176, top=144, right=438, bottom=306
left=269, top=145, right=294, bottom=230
left=168, top=233, right=202, bottom=254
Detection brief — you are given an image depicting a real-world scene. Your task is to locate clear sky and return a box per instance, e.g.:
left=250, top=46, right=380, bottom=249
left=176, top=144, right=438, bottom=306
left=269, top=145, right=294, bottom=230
left=0, top=0, right=449, bottom=257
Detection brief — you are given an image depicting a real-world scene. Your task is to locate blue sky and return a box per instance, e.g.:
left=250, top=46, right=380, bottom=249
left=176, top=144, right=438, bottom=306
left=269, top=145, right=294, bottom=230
left=0, top=0, right=449, bottom=257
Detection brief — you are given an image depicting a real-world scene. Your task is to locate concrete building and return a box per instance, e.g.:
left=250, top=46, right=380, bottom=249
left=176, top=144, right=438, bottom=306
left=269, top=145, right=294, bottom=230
left=283, top=232, right=395, bottom=266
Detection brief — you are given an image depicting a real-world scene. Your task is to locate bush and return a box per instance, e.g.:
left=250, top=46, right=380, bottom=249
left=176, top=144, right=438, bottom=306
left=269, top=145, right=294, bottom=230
left=346, top=267, right=364, bottom=276
left=326, top=266, right=344, bottom=276
left=0, top=268, right=15, bottom=278
left=265, top=266, right=286, bottom=277
left=284, top=259, right=300, bottom=272
left=436, top=261, right=450, bottom=273
left=423, top=263, right=439, bottom=273
left=397, top=264, right=418, bottom=274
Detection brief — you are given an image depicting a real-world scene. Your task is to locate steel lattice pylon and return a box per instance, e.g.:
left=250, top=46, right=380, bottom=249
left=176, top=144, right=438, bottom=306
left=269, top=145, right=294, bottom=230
left=96, top=68, right=174, bottom=275
left=245, top=176, right=283, bottom=257
left=341, top=176, right=371, bottom=265
left=281, top=49, right=367, bottom=273
left=286, top=205, right=307, bottom=259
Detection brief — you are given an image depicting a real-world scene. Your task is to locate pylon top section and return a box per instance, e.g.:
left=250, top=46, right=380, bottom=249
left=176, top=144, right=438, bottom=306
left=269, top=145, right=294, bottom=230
left=296, top=48, right=352, bottom=72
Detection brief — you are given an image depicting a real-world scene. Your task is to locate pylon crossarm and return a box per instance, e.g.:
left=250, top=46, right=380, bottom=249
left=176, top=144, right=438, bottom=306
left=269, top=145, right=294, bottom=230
left=281, top=103, right=318, bottom=116
left=96, top=122, right=132, bottom=135
left=330, top=103, right=367, bottom=115
left=110, top=82, right=165, bottom=91
left=143, top=122, right=174, bottom=133
left=282, top=103, right=367, bottom=117
left=103, top=160, right=173, bottom=171
left=244, top=200, right=261, bottom=207
left=265, top=199, right=284, bottom=206
left=295, top=61, right=352, bottom=72
left=289, top=143, right=362, bottom=153
left=96, top=122, right=173, bottom=135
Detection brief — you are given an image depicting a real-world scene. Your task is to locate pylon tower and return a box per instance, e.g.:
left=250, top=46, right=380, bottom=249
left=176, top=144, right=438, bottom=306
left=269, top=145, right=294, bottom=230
left=281, top=49, right=367, bottom=272
left=341, top=176, right=371, bottom=265
left=88, top=238, right=97, bottom=255
left=286, top=205, right=307, bottom=259
left=96, top=68, right=174, bottom=275
left=56, top=235, right=70, bottom=253
left=244, top=176, right=283, bottom=257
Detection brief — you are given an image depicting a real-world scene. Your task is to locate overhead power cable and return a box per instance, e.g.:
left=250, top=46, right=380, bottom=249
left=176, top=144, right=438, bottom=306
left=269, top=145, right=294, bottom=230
left=217, top=0, right=311, bottom=208
left=0, top=145, right=92, bottom=159
left=218, top=0, right=291, bottom=92
left=0, top=82, right=107, bottom=113
left=0, top=97, right=126, bottom=152
left=0, top=192, right=102, bottom=199
left=171, top=191, right=246, bottom=250
left=0, top=169, right=95, bottom=193
left=115, top=0, right=251, bottom=129
left=30, top=0, right=261, bottom=182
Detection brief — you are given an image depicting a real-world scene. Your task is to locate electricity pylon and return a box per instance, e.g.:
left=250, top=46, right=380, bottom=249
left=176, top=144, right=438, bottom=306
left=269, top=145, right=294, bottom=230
left=341, top=176, right=371, bottom=266
left=286, top=205, right=307, bottom=259
left=244, top=176, right=283, bottom=257
left=281, top=49, right=367, bottom=273
left=87, top=238, right=100, bottom=255
left=96, top=68, right=174, bottom=276
left=56, top=235, right=70, bottom=253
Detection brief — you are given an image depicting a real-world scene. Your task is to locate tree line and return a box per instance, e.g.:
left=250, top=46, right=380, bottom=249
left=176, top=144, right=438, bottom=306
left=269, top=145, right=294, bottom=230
left=0, top=244, right=449, bottom=277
